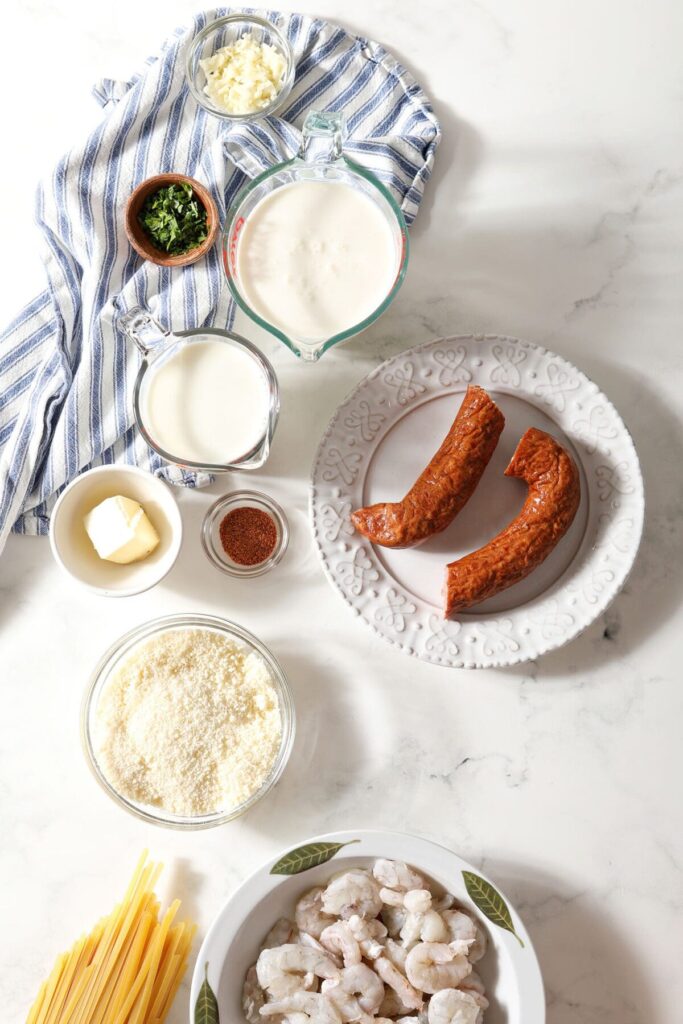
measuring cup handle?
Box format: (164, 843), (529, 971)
(297, 110), (345, 164)
(116, 306), (170, 357)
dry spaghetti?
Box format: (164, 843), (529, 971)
(26, 853), (196, 1024)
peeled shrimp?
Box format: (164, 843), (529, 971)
(426, 988), (481, 1024)
(320, 922), (362, 967)
(322, 870), (383, 921)
(374, 956), (423, 1012)
(347, 916), (387, 960)
(458, 971), (489, 1011)
(256, 943), (340, 997)
(262, 918), (299, 950)
(322, 964), (385, 1019)
(396, 891), (449, 947)
(260, 991), (342, 1024)
(383, 937), (407, 970)
(243, 965), (267, 1024)
(405, 943), (471, 994)
(296, 887), (335, 939)
(373, 859), (426, 893)
(442, 912), (486, 963)
(380, 904), (406, 938)
(378, 988), (414, 1018)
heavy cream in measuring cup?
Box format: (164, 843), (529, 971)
(140, 340), (269, 465)
(235, 180), (400, 341)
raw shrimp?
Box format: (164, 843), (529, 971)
(243, 965), (267, 1024)
(397, 891), (449, 947)
(296, 887), (335, 939)
(458, 971), (489, 1011)
(380, 904), (406, 938)
(383, 937), (407, 970)
(256, 943), (340, 997)
(322, 870), (383, 921)
(320, 922), (362, 967)
(300, 931), (343, 969)
(347, 915), (387, 959)
(373, 859), (426, 892)
(322, 964), (385, 1018)
(262, 918), (298, 950)
(378, 988), (414, 1018)
(374, 956), (423, 1011)
(426, 988), (482, 1024)
(442, 911), (487, 963)
(405, 943), (471, 994)
(260, 991), (342, 1024)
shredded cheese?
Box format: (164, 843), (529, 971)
(25, 854), (195, 1024)
(94, 627), (283, 816)
(200, 34), (287, 114)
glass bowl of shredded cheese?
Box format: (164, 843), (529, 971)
(186, 14), (295, 120)
(82, 613), (295, 829)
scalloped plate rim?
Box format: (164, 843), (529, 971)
(309, 334), (645, 668)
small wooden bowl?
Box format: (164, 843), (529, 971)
(125, 173), (220, 267)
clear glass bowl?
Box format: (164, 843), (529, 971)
(202, 491), (289, 578)
(81, 614), (295, 830)
(185, 14), (295, 121)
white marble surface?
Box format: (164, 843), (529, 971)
(1, 1), (682, 1022)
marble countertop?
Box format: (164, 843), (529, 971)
(1, 1), (682, 1022)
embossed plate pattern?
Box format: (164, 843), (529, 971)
(310, 335), (644, 668)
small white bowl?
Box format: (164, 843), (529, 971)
(190, 829), (545, 1024)
(49, 465), (182, 597)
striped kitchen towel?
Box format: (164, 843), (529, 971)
(0, 7), (441, 553)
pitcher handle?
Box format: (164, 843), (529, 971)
(297, 110), (345, 165)
(117, 306), (170, 357)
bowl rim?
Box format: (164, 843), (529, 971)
(185, 13), (296, 122)
(48, 464), (183, 598)
(81, 613), (296, 829)
(189, 828), (546, 1023)
(124, 173), (220, 267)
(201, 489), (290, 577)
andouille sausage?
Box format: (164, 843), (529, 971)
(351, 385), (505, 549)
(443, 427), (581, 616)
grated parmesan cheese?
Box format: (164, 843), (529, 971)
(94, 627), (282, 816)
(200, 34), (287, 115)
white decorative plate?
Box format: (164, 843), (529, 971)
(190, 829), (545, 1024)
(310, 335), (644, 668)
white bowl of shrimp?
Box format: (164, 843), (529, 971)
(190, 830), (545, 1024)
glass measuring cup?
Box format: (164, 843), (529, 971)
(119, 307), (279, 472)
(223, 110), (409, 362)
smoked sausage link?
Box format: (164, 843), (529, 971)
(443, 427), (581, 616)
(351, 385), (505, 549)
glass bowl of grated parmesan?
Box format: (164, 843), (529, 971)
(186, 14), (295, 121)
(81, 614), (295, 829)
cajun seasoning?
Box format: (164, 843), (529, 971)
(219, 506), (278, 566)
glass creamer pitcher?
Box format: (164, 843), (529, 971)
(119, 307), (279, 473)
(223, 111), (409, 362)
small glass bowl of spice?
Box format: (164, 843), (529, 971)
(202, 491), (289, 577)
(125, 173), (219, 267)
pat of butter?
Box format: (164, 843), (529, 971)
(84, 495), (160, 564)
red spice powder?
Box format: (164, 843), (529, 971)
(219, 506), (278, 566)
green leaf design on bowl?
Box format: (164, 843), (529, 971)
(195, 962), (220, 1024)
(270, 839), (360, 875)
(462, 870), (525, 948)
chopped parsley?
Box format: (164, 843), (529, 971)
(138, 182), (209, 255)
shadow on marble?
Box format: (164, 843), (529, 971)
(162, 856), (205, 930)
(0, 535), (51, 630)
(501, 359), (683, 678)
(235, 643), (369, 835)
(483, 858), (658, 1024)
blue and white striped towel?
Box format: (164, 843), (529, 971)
(0, 7), (440, 554)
